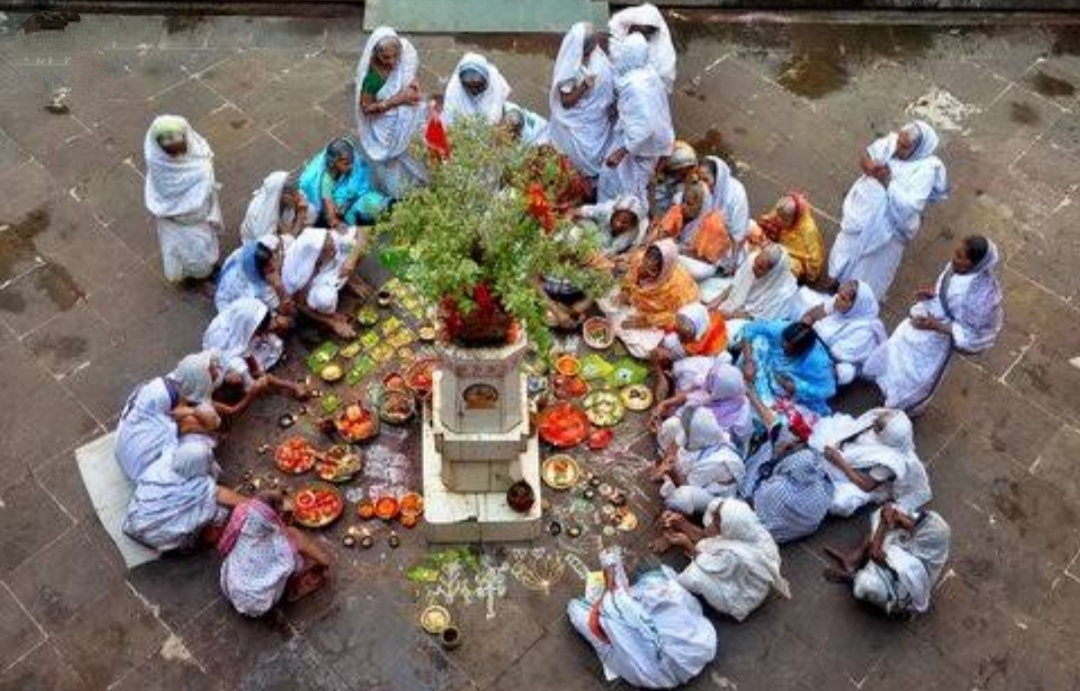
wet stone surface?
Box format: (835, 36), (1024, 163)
(0, 10), (1079, 691)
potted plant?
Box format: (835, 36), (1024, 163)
(375, 118), (611, 354)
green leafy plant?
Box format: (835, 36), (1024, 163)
(376, 118), (612, 354)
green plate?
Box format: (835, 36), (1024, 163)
(356, 306), (379, 327)
(347, 356), (376, 385)
(306, 342), (340, 373)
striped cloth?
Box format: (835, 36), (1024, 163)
(740, 445), (833, 544)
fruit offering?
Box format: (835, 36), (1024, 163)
(274, 437), (317, 474)
(292, 485), (345, 528)
(334, 404), (379, 442)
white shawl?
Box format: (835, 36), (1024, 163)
(355, 27), (426, 162)
(718, 245), (798, 320)
(144, 115), (216, 218)
(612, 35), (673, 159)
(548, 22), (616, 177)
(239, 171), (289, 243)
(442, 52), (511, 127)
(281, 227), (328, 297)
(608, 3), (676, 93)
(813, 281), (888, 365)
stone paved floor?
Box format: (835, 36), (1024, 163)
(1, 10), (1079, 691)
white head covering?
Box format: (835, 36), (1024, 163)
(240, 171), (289, 243)
(612, 33), (650, 76)
(169, 350), (221, 404)
(682, 406), (726, 452)
(842, 409), (932, 512)
(607, 195), (649, 254)
(814, 280), (887, 364)
(608, 3), (676, 92)
(901, 120), (940, 161)
(144, 115), (215, 217)
(676, 302), (711, 340)
(704, 156), (750, 242)
(700, 499), (790, 598)
(202, 297), (269, 363)
(548, 22), (616, 178)
(953, 238), (1003, 341)
(442, 52), (511, 127)
(719, 245), (799, 320)
(355, 27), (426, 162)
(281, 227), (329, 296)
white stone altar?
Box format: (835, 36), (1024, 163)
(422, 333), (542, 543)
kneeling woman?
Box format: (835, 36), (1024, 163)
(202, 297), (307, 411)
(219, 491), (334, 617)
(122, 435), (245, 552)
(115, 351), (223, 482)
(737, 320), (837, 416)
(281, 226), (367, 339)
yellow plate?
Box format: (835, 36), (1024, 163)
(541, 455), (581, 490)
(420, 605), (451, 634)
(320, 363), (344, 383)
(620, 385), (653, 411)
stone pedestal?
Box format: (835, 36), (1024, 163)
(422, 333), (542, 543)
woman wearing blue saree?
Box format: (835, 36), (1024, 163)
(299, 138), (389, 229)
(737, 320), (836, 415)
(214, 235), (287, 313)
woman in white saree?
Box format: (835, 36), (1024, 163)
(548, 22), (615, 178)
(597, 33), (674, 205)
(864, 235), (1003, 414)
(653, 499), (790, 621)
(608, 3), (677, 93)
(810, 407), (932, 516)
(441, 53), (511, 127)
(800, 280), (888, 385)
(355, 27), (427, 198)
(144, 115), (221, 282)
(239, 171), (311, 244)
(829, 120), (948, 301)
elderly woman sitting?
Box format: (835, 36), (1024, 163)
(122, 434), (245, 552)
(750, 193), (825, 285)
(202, 298), (307, 408)
(567, 547), (716, 689)
(299, 138), (389, 229)
(810, 408), (931, 517)
(654, 360), (754, 453)
(281, 226), (367, 339)
(602, 239), (700, 358)
(356, 27), (427, 198)
(799, 280), (887, 386)
(652, 499), (791, 622)
(219, 491), (334, 617)
(239, 171), (311, 244)
(442, 52), (511, 127)
(143, 115), (222, 282)
(115, 350), (223, 482)
(699, 156), (750, 255)
(651, 178), (733, 281)
(737, 320), (837, 416)
(707, 245), (800, 323)
(652, 406), (745, 517)
(824, 502), (951, 617)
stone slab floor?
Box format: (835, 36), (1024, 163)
(0, 10), (1079, 691)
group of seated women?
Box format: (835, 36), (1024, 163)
(123, 8), (1001, 655)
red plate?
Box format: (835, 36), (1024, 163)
(293, 485), (344, 528)
(537, 402), (590, 448)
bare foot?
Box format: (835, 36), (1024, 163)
(329, 317), (357, 340)
(822, 567), (853, 584)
